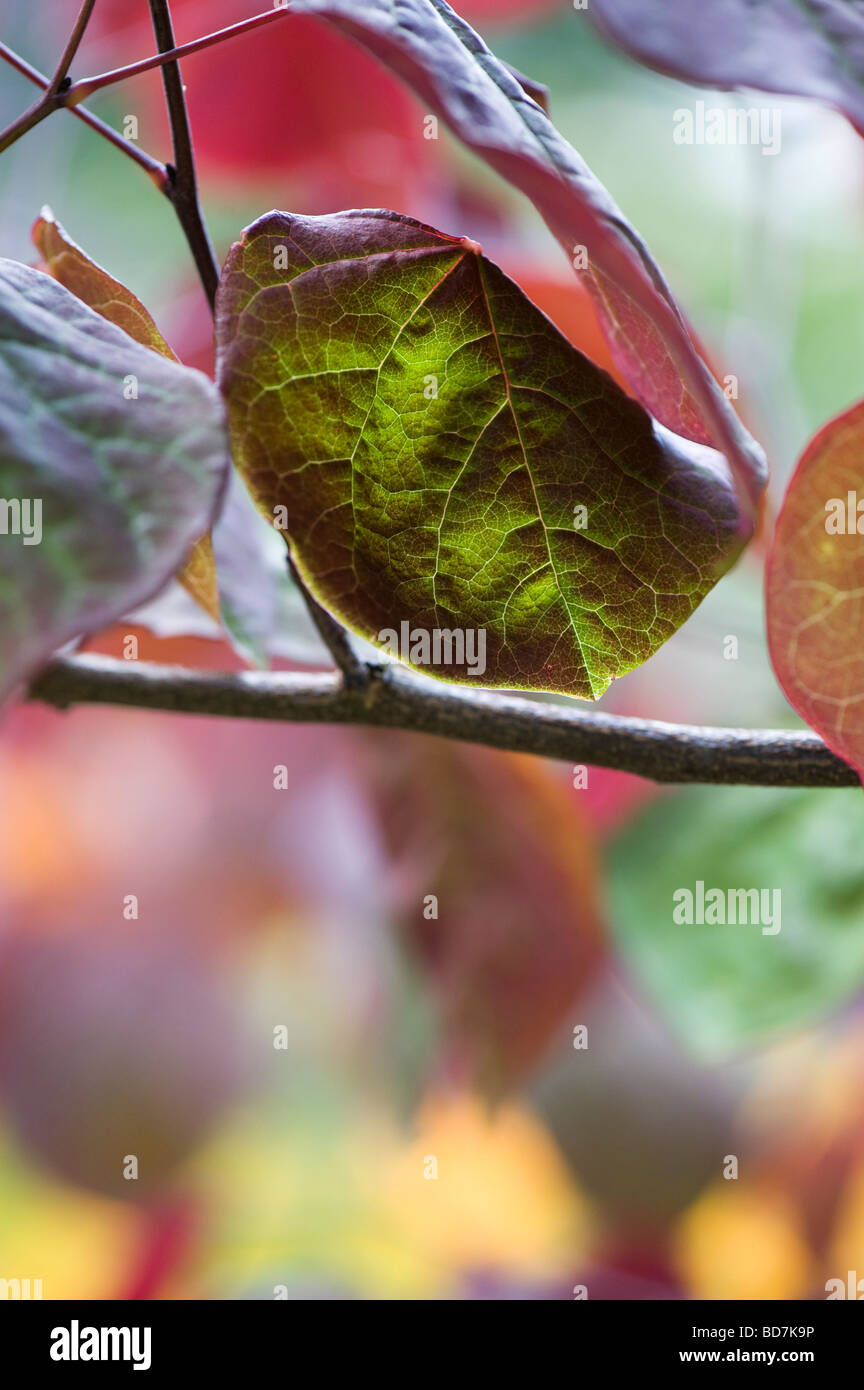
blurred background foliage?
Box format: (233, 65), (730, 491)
(0, 0), (863, 1299)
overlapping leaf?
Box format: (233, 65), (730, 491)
(766, 400), (864, 782)
(289, 0), (766, 515)
(217, 209), (745, 696)
(32, 211), (221, 623)
(32, 210), (178, 359)
(591, 0), (864, 138)
(0, 261), (228, 701)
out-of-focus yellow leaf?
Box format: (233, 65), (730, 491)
(194, 1090), (587, 1298)
(675, 1184), (811, 1300)
(0, 1139), (144, 1299)
(381, 1092), (588, 1277)
(829, 1161), (864, 1280)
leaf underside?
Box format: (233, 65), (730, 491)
(0, 261), (228, 701)
(217, 210), (744, 698)
(32, 210), (222, 624)
(591, 0), (864, 138)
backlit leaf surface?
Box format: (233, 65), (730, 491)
(766, 400), (864, 782)
(217, 209), (744, 696)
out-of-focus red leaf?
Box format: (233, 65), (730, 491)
(503, 269), (626, 387)
(577, 765), (657, 836)
(571, 1239), (687, 1300)
(458, 0), (561, 25)
(374, 741), (606, 1094)
(117, 1198), (198, 1301)
(766, 400), (864, 783)
(94, 2), (435, 207)
(185, 17), (428, 198)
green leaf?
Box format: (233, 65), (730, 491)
(0, 260), (228, 701)
(217, 209), (744, 698)
(607, 785), (864, 1057)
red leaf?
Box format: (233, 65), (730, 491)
(93, 2), (432, 203)
(457, 0), (561, 23)
(375, 742), (606, 1093)
(766, 400), (864, 782)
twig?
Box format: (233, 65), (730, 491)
(69, 8), (290, 103)
(0, 0), (96, 153)
(142, 1), (363, 678)
(53, 0), (99, 90)
(147, 0), (219, 309)
(0, 41), (168, 187)
(286, 554), (370, 689)
(26, 654), (860, 788)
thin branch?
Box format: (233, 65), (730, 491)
(52, 0), (99, 92)
(147, 0), (219, 308)
(0, 0), (96, 153)
(0, 41), (169, 187)
(142, 1), (359, 679)
(287, 554), (370, 689)
(69, 8), (290, 104)
(26, 654), (860, 788)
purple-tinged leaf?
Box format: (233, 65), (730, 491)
(0, 261), (229, 702)
(290, 0), (766, 518)
(591, 0), (864, 138)
(32, 210), (222, 624)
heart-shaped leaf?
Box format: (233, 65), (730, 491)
(766, 400), (864, 782)
(0, 260), (228, 702)
(290, 0), (766, 513)
(32, 210), (221, 623)
(217, 209), (745, 697)
(591, 0), (864, 138)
